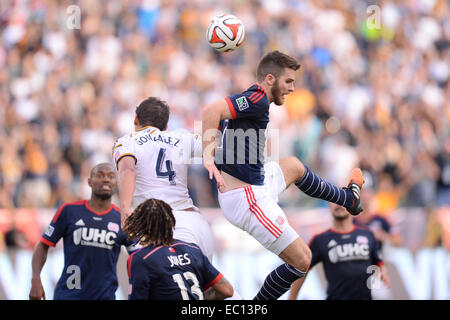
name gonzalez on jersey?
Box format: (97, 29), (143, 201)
(135, 131), (181, 147)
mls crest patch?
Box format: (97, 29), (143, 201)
(45, 225), (55, 237)
(235, 96), (249, 111)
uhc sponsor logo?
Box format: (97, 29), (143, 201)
(328, 242), (370, 264)
(73, 227), (117, 249)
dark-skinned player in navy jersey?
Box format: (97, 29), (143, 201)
(124, 198), (233, 300)
(288, 202), (390, 300)
(29, 163), (138, 300)
(202, 50), (365, 300)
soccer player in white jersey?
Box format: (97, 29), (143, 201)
(112, 97), (214, 261)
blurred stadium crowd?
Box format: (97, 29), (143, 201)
(0, 0), (448, 218)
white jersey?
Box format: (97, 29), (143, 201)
(113, 126), (202, 211)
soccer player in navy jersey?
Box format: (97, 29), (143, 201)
(201, 50), (365, 300)
(124, 198), (233, 300)
(354, 188), (402, 252)
(288, 202), (390, 300)
(29, 163), (138, 300)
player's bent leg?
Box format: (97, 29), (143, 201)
(278, 156), (306, 188)
(278, 237), (311, 271)
(282, 156), (364, 216)
(254, 228), (311, 300)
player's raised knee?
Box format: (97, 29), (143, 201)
(279, 156), (306, 187)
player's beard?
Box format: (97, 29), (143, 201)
(333, 214), (349, 221)
(271, 79), (284, 106)
(93, 190), (113, 201)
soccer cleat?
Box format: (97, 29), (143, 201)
(344, 168), (364, 216)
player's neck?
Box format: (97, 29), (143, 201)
(258, 82), (273, 103)
(332, 217), (354, 233)
(88, 197), (112, 213)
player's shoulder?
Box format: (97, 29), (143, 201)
(230, 84), (268, 108)
(52, 200), (87, 222)
(241, 84), (268, 105)
(171, 239), (202, 252)
(354, 225), (377, 239)
(109, 204), (121, 217)
(58, 200), (86, 213)
(113, 132), (135, 155)
(308, 229), (334, 247)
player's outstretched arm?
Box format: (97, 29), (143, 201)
(29, 242), (49, 300)
(117, 156), (137, 227)
(201, 100), (233, 188)
(204, 277), (234, 300)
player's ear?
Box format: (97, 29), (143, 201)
(265, 74), (275, 86)
(164, 124), (168, 131)
(134, 115), (139, 126)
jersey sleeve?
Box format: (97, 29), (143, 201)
(112, 135), (137, 168)
(308, 235), (322, 268)
(201, 254), (223, 291)
(40, 204), (68, 247)
(225, 92), (267, 120)
(369, 232), (384, 266)
(127, 253), (151, 300)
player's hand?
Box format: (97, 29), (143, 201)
(203, 161), (226, 189)
(380, 268), (391, 289)
(29, 278), (46, 300)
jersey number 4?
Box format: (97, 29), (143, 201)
(156, 148), (176, 185)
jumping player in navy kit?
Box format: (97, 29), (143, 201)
(29, 163), (138, 300)
(288, 202), (390, 300)
(201, 50), (365, 300)
(124, 198), (233, 300)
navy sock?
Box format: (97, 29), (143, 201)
(295, 166), (354, 209)
(254, 264), (306, 300)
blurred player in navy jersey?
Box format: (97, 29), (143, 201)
(29, 163), (138, 300)
(288, 202), (390, 300)
(354, 188), (402, 252)
(124, 198), (233, 300)
(201, 50), (365, 300)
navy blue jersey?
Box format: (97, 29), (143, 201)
(41, 200), (135, 300)
(354, 215), (391, 251)
(216, 84), (270, 185)
(308, 225), (383, 300)
(127, 240), (223, 300)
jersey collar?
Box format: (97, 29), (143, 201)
(136, 125), (160, 132)
(329, 225), (357, 234)
(84, 200), (114, 216)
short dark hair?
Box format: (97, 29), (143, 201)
(135, 97), (170, 131)
(256, 50), (301, 82)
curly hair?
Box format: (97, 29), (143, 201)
(123, 198), (176, 247)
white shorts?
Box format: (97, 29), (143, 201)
(263, 161), (287, 202)
(172, 210), (214, 262)
(218, 162), (299, 255)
